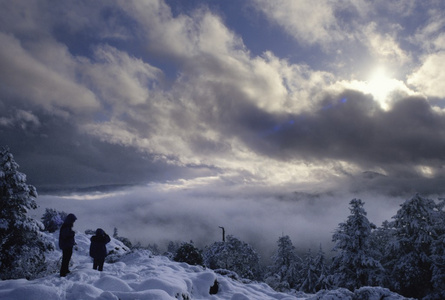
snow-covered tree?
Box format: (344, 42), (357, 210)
(0, 147), (52, 279)
(429, 199), (445, 300)
(369, 220), (396, 288)
(330, 199), (383, 290)
(312, 245), (331, 291)
(299, 249), (318, 293)
(298, 245), (331, 293)
(385, 194), (445, 299)
(203, 235), (261, 280)
(41, 208), (67, 233)
(265, 235), (300, 291)
(370, 220), (394, 261)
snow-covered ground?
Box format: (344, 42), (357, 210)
(0, 232), (411, 300)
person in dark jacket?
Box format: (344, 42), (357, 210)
(89, 228), (111, 271)
(58, 213), (77, 277)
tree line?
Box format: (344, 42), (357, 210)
(1, 146), (445, 299)
(165, 196), (445, 299)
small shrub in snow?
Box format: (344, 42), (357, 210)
(173, 242), (203, 266)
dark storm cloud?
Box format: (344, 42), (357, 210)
(0, 107), (217, 191)
(187, 87), (445, 196)
(247, 91), (445, 167)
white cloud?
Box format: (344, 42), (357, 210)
(86, 45), (162, 107)
(407, 51), (445, 98)
(360, 23), (410, 65)
(252, 0), (341, 46)
(405, 8), (445, 98)
(0, 33), (99, 115)
(118, 0), (200, 59)
(411, 10), (445, 52)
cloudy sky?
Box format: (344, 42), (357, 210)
(2, 0), (445, 254)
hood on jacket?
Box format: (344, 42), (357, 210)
(95, 228), (105, 236)
(64, 213), (77, 225)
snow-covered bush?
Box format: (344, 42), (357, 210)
(0, 146), (52, 279)
(204, 235), (261, 280)
(174, 242), (204, 266)
(41, 208), (67, 233)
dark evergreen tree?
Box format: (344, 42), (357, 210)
(174, 242), (203, 266)
(370, 220), (395, 288)
(265, 235), (300, 291)
(299, 249), (318, 293)
(312, 245), (331, 291)
(203, 235), (261, 280)
(0, 147), (52, 279)
(370, 220), (394, 261)
(330, 199), (383, 290)
(385, 194), (444, 299)
(429, 200), (445, 300)
(299, 246), (331, 293)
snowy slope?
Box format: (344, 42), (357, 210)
(0, 232), (412, 300)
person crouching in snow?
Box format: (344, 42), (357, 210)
(89, 228), (111, 271)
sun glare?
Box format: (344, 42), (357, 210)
(366, 67), (398, 109)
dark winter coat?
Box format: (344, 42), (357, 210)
(58, 213), (77, 250)
(89, 228), (111, 259)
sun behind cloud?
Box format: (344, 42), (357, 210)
(366, 67), (396, 103)
(340, 66), (415, 110)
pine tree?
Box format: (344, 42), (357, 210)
(313, 245), (331, 291)
(298, 246), (331, 293)
(429, 198), (445, 300)
(370, 220), (394, 261)
(330, 199), (383, 290)
(299, 249), (318, 293)
(370, 220), (395, 288)
(0, 146), (52, 279)
(265, 235), (300, 291)
(385, 194), (444, 299)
